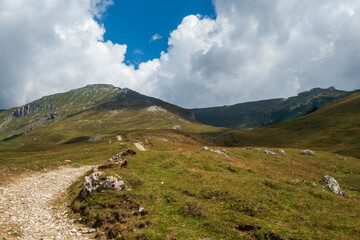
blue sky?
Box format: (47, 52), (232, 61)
(97, 0), (216, 67)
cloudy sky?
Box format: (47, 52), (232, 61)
(0, 0), (359, 109)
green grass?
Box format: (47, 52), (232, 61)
(65, 132), (360, 239)
(218, 93), (360, 158)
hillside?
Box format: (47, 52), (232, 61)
(0, 84), (220, 147)
(217, 92), (360, 158)
(191, 87), (357, 129)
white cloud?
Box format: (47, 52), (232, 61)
(0, 0), (360, 109)
(150, 33), (163, 42)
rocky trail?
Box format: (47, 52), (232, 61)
(0, 166), (93, 240)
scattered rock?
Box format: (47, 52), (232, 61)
(64, 160), (72, 163)
(278, 149), (286, 154)
(322, 175), (348, 197)
(258, 148), (278, 156)
(300, 149), (315, 156)
(117, 135), (123, 141)
(203, 146), (209, 150)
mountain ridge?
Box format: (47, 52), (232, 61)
(190, 86), (359, 129)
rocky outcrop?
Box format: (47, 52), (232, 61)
(300, 149), (315, 156)
(322, 175), (348, 197)
(12, 103), (57, 118)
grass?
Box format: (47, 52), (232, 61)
(217, 93), (360, 158)
(63, 131), (360, 239)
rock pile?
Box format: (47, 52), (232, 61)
(300, 149), (315, 156)
(82, 172), (128, 197)
(322, 175), (348, 197)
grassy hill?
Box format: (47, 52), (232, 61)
(191, 87), (357, 129)
(217, 92), (360, 158)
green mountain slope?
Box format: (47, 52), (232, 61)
(192, 87), (356, 129)
(218, 92), (360, 157)
(0, 84), (120, 141)
(0, 84), (220, 146)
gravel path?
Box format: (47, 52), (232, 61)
(0, 166), (93, 240)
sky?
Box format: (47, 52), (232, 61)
(0, 0), (360, 109)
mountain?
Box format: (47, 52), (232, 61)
(0, 84), (218, 145)
(191, 87), (357, 129)
(217, 92), (360, 157)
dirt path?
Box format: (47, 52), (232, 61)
(134, 142), (147, 151)
(0, 166), (92, 240)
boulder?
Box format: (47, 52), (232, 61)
(82, 172), (104, 198)
(300, 149), (315, 156)
(99, 176), (127, 191)
(322, 175), (348, 197)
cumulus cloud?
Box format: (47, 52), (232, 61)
(150, 33), (163, 42)
(0, 0), (360, 109)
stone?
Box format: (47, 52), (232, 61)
(82, 171), (104, 198)
(300, 149), (315, 156)
(64, 160), (72, 163)
(322, 175), (348, 197)
(278, 149), (286, 154)
(258, 148), (278, 156)
(246, 147), (253, 150)
(99, 176), (127, 191)
(203, 146), (209, 150)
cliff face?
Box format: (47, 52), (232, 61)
(12, 104), (57, 118)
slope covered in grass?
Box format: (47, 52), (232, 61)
(65, 132), (360, 239)
(218, 92), (360, 158)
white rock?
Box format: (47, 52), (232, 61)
(322, 175), (348, 197)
